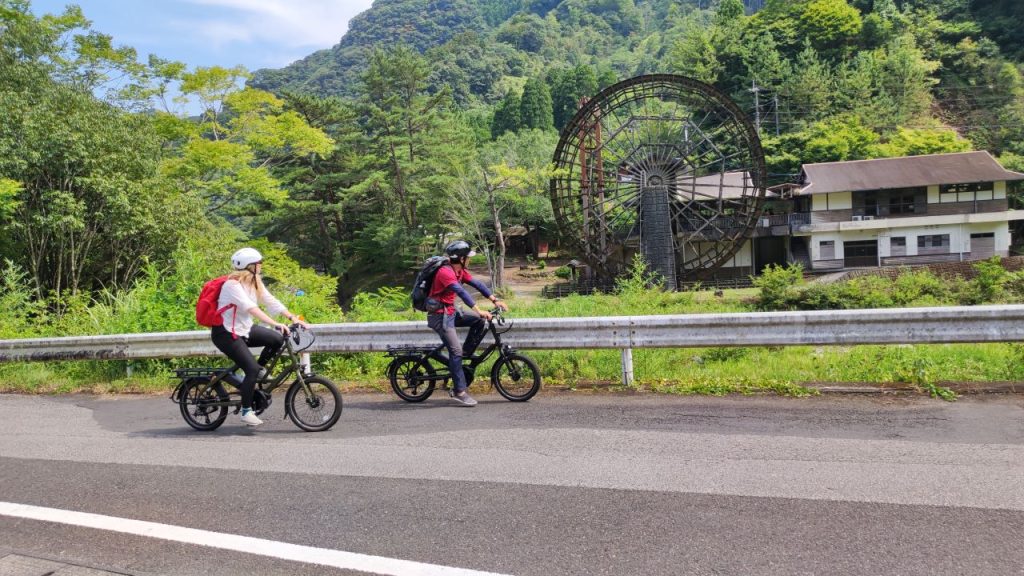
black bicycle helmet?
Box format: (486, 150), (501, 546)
(444, 240), (475, 261)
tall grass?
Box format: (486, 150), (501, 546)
(2, 255), (1022, 396)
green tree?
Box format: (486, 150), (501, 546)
(764, 116), (881, 174)
(716, 0), (746, 24)
(799, 0), (863, 57)
(0, 2), (200, 299)
(669, 27), (722, 84)
(876, 34), (938, 127)
(780, 43), (835, 124)
(491, 90), (523, 138)
(158, 68), (334, 221)
(0, 179), (20, 220)
(358, 45), (474, 269)
(867, 127), (972, 157)
(519, 78), (554, 131)
(549, 65), (600, 130)
(451, 130), (557, 289)
(264, 93), (371, 277)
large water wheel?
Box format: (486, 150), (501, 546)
(550, 74), (767, 287)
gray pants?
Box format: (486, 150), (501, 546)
(427, 310), (486, 394)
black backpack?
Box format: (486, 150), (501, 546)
(411, 256), (449, 312)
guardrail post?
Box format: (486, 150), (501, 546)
(621, 348), (634, 387)
(300, 352), (311, 375)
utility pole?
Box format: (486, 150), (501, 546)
(750, 80), (761, 134)
(773, 94), (780, 137)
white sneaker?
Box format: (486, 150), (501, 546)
(240, 410), (263, 426)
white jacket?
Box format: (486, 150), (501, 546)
(217, 279), (287, 339)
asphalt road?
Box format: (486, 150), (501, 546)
(0, 390), (1022, 575)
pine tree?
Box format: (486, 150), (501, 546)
(519, 78), (554, 130)
(491, 91), (522, 138)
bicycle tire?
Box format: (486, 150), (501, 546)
(491, 353), (541, 401)
(285, 375), (342, 432)
(179, 378), (229, 431)
(388, 355), (437, 402)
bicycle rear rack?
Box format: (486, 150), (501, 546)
(386, 345), (438, 357)
(173, 367), (234, 379)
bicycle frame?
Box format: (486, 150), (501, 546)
(174, 324), (315, 412)
(411, 311), (515, 385)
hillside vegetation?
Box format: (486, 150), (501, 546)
(1, 0), (1023, 395)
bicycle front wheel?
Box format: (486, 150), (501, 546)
(491, 353), (541, 401)
(286, 376), (342, 432)
(388, 355), (437, 402)
(179, 378), (229, 431)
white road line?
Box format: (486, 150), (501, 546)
(0, 502), (513, 576)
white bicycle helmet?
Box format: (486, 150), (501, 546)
(231, 247), (263, 270)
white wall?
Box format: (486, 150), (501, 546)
(682, 240), (753, 269)
(812, 191), (852, 211)
(927, 181), (1006, 204)
(811, 223), (1010, 259)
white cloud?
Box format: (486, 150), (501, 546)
(183, 0), (374, 49)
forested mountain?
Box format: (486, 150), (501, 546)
(250, 0), (1024, 167)
(251, 0), (767, 101)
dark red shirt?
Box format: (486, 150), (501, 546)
(429, 265), (473, 314)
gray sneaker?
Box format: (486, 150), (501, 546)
(451, 391), (477, 406)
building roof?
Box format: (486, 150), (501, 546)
(797, 151), (1024, 195)
(675, 171), (763, 200)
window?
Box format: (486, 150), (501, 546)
(941, 182), (990, 194)
(819, 240), (835, 260)
(970, 233), (994, 239)
(863, 193), (878, 217)
(940, 182), (992, 203)
(889, 194), (917, 214)
(890, 237), (906, 256)
(917, 234), (950, 255)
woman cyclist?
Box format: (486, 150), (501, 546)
(211, 248), (307, 427)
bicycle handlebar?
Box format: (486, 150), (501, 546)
(486, 307), (508, 326)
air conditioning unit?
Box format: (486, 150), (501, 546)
(863, 215), (876, 221)
(851, 215), (863, 221)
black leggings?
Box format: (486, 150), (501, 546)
(211, 324), (284, 409)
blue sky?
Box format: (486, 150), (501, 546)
(30, 0), (375, 73)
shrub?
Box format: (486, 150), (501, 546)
(753, 263), (803, 310)
(971, 256), (1007, 303)
(615, 254), (664, 296)
(1004, 270), (1024, 302)
(348, 286), (416, 322)
(0, 260), (48, 339)
(891, 269), (953, 305)
(554, 265), (572, 279)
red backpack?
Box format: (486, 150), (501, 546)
(195, 276), (237, 335)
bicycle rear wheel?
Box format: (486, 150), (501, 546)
(491, 353), (541, 401)
(286, 375), (342, 432)
(179, 378), (229, 431)
(388, 356), (437, 402)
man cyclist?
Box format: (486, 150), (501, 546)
(427, 240), (508, 406)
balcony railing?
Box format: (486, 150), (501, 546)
(753, 213), (811, 228)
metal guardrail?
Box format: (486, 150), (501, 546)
(3, 305), (1024, 364)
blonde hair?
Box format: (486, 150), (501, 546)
(226, 269), (265, 301)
